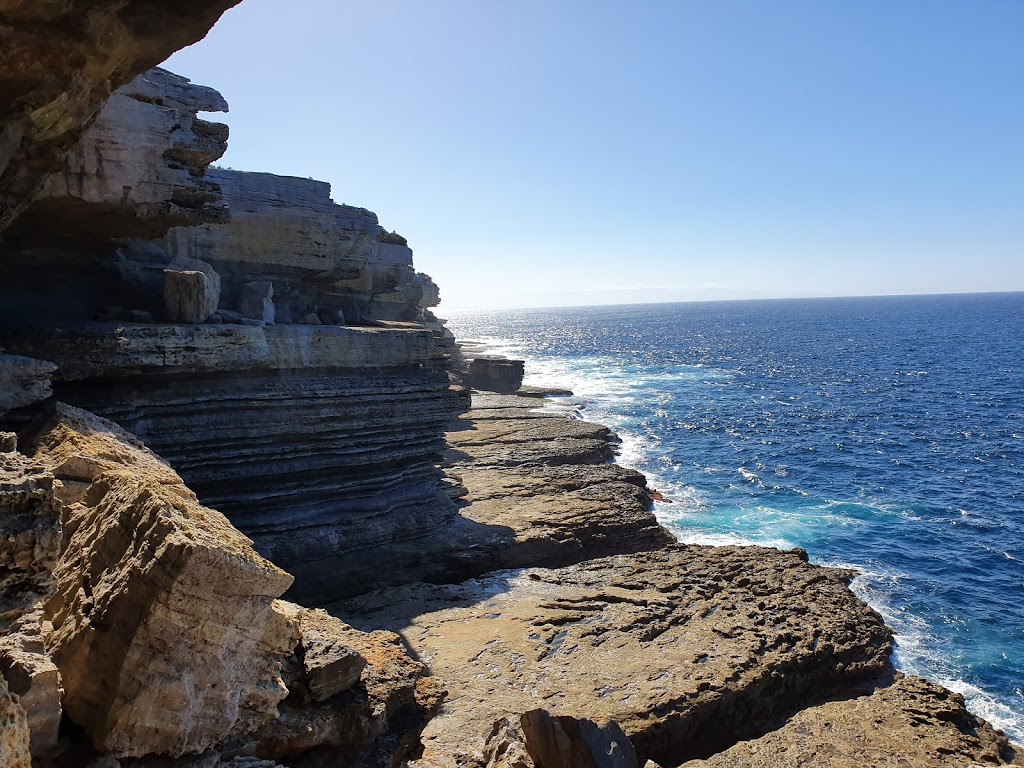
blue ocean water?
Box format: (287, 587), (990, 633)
(446, 293), (1024, 742)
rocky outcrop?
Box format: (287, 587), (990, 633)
(679, 674), (1024, 767)
(338, 546), (893, 768)
(0, 2), (239, 232)
(163, 168), (440, 326)
(0, 675), (31, 768)
(31, 404), (297, 757)
(0, 67), (467, 604)
(0, 353), (55, 414)
(1, 68), (230, 330)
(0, 608), (62, 759)
(0, 440), (59, 633)
(480, 711), (639, 768)
(220, 601), (444, 766)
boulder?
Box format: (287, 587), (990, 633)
(219, 607), (445, 765)
(240, 281), (275, 325)
(466, 357), (525, 394)
(32, 405), (298, 757)
(164, 257), (221, 323)
(295, 609), (367, 702)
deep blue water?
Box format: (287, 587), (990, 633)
(446, 293), (1024, 742)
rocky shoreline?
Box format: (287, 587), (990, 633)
(0, 5), (1021, 766)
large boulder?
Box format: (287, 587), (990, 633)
(164, 257), (222, 323)
(31, 404), (298, 757)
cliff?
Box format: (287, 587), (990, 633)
(0, 8), (1021, 768)
(0, 0), (241, 232)
(0, 68), (467, 605)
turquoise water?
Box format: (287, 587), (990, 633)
(446, 293), (1024, 742)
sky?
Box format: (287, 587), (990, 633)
(164, 0), (1024, 311)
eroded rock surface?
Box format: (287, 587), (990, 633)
(220, 601), (444, 767)
(0, 442), (59, 632)
(0, 675), (31, 768)
(338, 545), (893, 768)
(0, 2), (239, 231)
(0, 353), (56, 414)
(679, 674), (1024, 767)
(32, 404), (298, 757)
(0, 607), (62, 759)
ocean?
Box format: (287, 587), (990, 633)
(445, 292), (1024, 743)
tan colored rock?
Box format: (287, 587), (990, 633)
(0, 449), (60, 632)
(678, 674), (1023, 767)
(0, 4), (240, 232)
(495, 710), (639, 768)
(34, 405), (297, 757)
(220, 608), (444, 765)
(0, 676), (31, 768)
(290, 607), (367, 703)
(164, 257), (221, 323)
(30, 402), (189, 496)
(338, 545), (892, 768)
(0, 608), (62, 759)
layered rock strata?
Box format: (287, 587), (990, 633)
(0, 402), (442, 764)
(31, 404), (297, 757)
(0, 68), (467, 604)
(0, 1), (240, 232)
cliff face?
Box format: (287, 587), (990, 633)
(0, 69), (468, 604)
(0, 11), (1021, 768)
(0, 0), (241, 232)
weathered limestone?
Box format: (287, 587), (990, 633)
(0, 444), (60, 632)
(32, 405), (298, 757)
(338, 545), (893, 768)
(0, 353), (55, 414)
(679, 674), (1024, 767)
(0, 68), (231, 329)
(279, 605), (367, 704)
(164, 257), (222, 323)
(466, 357), (526, 394)
(0, 608), (62, 759)
(0, 5), (239, 233)
(446, 394), (619, 466)
(0, 675), (31, 768)
(164, 169), (435, 326)
(1, 323), (438, 380)
(220, 601), (445, 766)
(479, 711), (639, 768)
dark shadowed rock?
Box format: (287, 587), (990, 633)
(679, 674), (1024, 767)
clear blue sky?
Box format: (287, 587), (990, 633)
(165, 0), (1024, 310)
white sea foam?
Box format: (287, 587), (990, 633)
(817, 558), (1024, 746)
